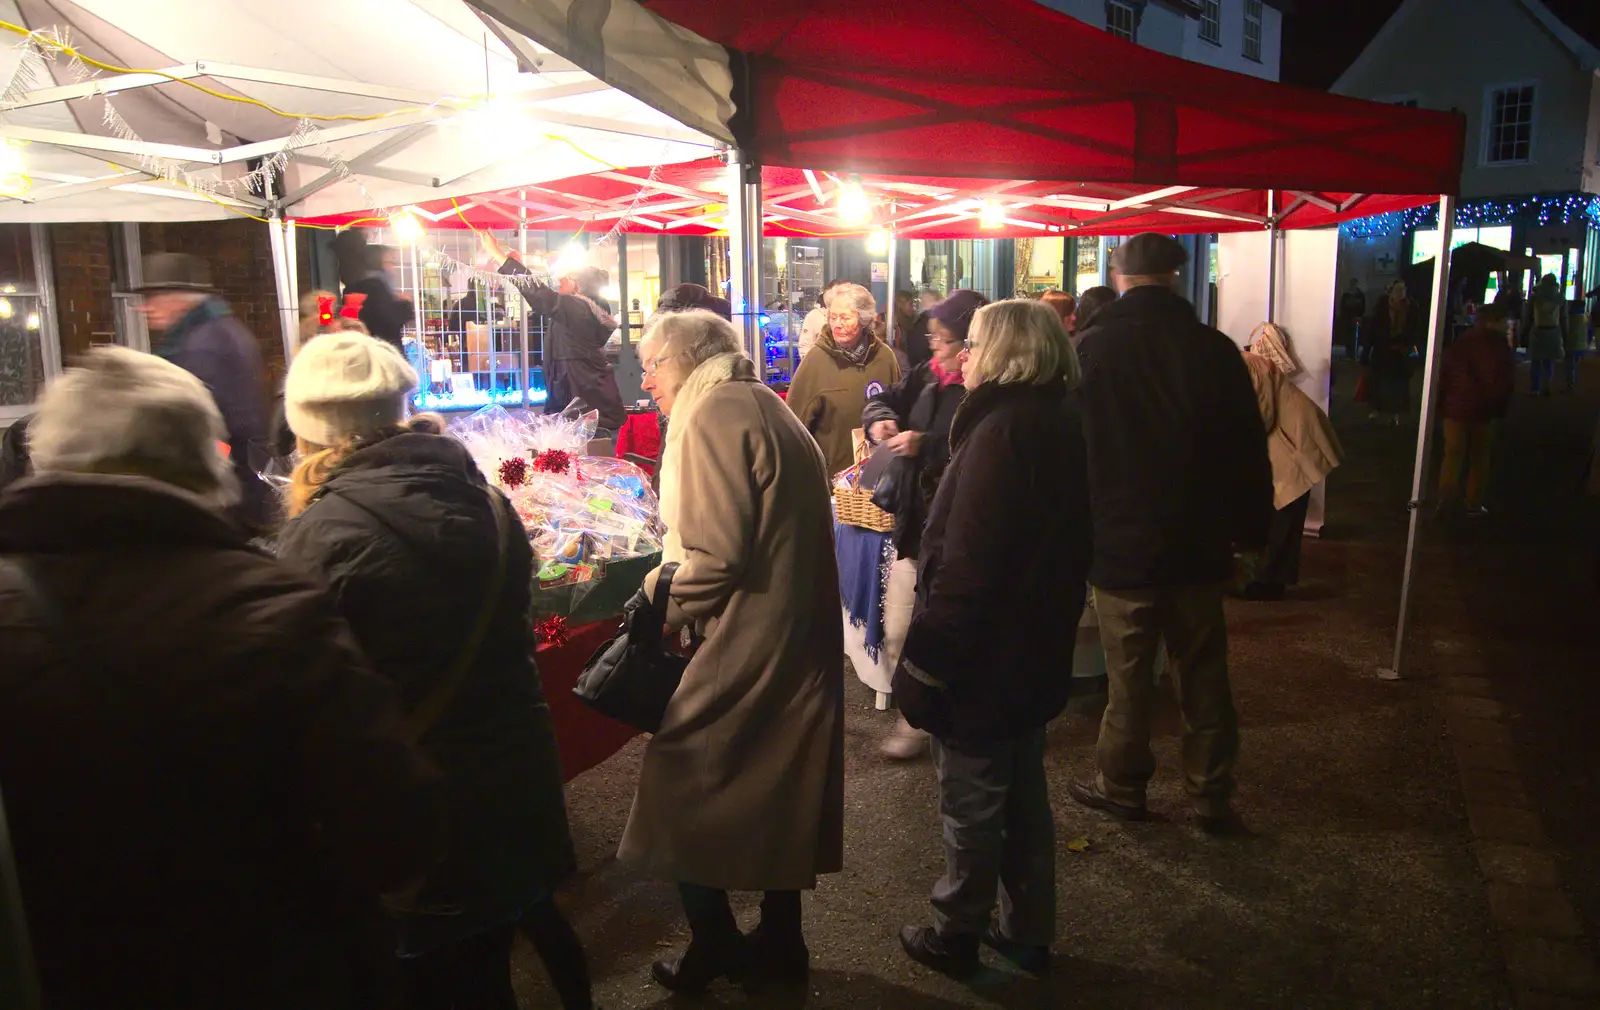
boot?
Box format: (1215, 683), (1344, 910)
(880, 713), (930, 760)
(744, 890), (808, 989)
(650, 934), (748, 993)
(899, 925), (980, 977)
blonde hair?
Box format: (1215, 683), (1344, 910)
(967, 299), (1081, 389)
(286, 412), (445, 517)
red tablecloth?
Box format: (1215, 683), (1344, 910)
(537, 617), (641, 781)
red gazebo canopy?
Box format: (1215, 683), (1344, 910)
(639, 0), (1463, 195)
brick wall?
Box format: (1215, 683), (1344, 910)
(46, 223), (117, 362)
(140, 219), (286, 386)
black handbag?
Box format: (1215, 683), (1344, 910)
(573, 562), (687, 733)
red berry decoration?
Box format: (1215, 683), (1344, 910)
(497, 456), (529, 488)
(532, 448), (574, 475)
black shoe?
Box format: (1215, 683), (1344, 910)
(1197, 808), (1249, 837)
(743, 925), (809, 989)
(899, 925), (980, 978)
(982, 923), (1051, 974)
(1066, 778), (1147, 821)
(650, 934), (748, 993)
(1242, 582), (1286, 601)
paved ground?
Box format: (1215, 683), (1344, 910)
(513, 356), (1600, 1009)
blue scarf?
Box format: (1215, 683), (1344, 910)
(835, 521), (894, 660)
(154, 297), (231, 361)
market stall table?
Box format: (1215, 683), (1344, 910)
(536, 616), (640, 781)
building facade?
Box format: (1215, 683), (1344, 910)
(1331, 0), (1600, 310)
(1036, 0), (1284, 81)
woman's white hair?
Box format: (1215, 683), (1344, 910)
(28, 346), (239, 507)
(832, 283), (878, 328)
(643, 308), (743, 368)
(967, 299), (1081, 389)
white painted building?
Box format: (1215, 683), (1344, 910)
(1036, 0), (1284, 81)
(1330, 0), (1600, 311)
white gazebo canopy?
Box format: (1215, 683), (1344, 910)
(0, 0), (732, 223)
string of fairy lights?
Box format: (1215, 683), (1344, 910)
(1340, 194), (1600, 239)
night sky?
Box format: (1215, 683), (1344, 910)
(1280, 0), (1600, 91)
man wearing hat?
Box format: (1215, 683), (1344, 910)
(1068, 233), (1272, 835)
(137, 252), (273, 530)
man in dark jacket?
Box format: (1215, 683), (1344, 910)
(1437, 302), (1514, 517)
(1069, 233), (1272, 835)
(481, 233), (627, 434)
(137, 252), (274, 531)
(0, 346), (443, 1010)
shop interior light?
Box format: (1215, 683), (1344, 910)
(0, 298), (11, 319)
(979, 201), (1005, 229)
(389, 210), (424, 246)
(837, 179), (873, 226)
(25, 311), (39, 331)
(2, 284), (14, 294)
(865, 229), (890, 256)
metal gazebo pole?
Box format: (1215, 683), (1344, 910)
(1265, 190), (1280, 325)
(726, 149), (764, 361)
(1381, 193), (1457, 681)
(519, 194), (530, 409)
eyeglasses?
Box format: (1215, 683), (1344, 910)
(643, 353), (673, 375)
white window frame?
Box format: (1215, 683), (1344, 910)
(1481, 79), (1539, 167)
(1242, 0), (1263, 62)
(1198, 0), (1222, 46)
(1106, 0), (1136, 43)
(1381, 93), (1423, 108)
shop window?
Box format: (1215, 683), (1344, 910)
(1483, 83), (1536, 165)
(1243, 0), (1263, 62)
(1198, 0), (1221, 45)
(0, 225), (46, 409)
(1106, 1), (1136, 42)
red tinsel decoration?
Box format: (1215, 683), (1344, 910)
(534, 615), (570, 648)
(497, 456), (529, 488)
(532, 448), (574, 475)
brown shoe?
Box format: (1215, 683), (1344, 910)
(1066, 778), (1147, 821)
(880, 716), (931, 760)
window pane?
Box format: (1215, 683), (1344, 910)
(1243, 0), (1263, 60)
(0, 225), (36, 291)
(1106, 1), (1135, 41)
(1199, 0), (1220, 43)
(1486, 84), (1535, 164)
(0, 294), (45, 406)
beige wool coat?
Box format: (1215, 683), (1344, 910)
(1242, 351), (1345, 508)
(786, 328), (902, 478)
(618, 352), (846, 891)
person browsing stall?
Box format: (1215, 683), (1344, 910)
(786, 283), (903, 478)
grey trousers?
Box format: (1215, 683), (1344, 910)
(929, 729), (1055, 946)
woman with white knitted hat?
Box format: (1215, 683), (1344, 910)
(275, 332), (593, 1010)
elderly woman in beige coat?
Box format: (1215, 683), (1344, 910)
(786, 283), (903, 477)
(624, 309), (845, 995)
(1240, 350), (1344, 599)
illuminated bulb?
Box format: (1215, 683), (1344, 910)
(2, 285), (14, 294)
(0, 140), (24, 177)
(550, 242), (588, 277)
(0, 298), (11, 319)
(25, 311), (39, 330)
(600, 284), (620, 302)
(979, 201), (1005, 230)
(837, 180), (872, 226)
(865, 229), (890, 256)
(389, 210), (424, 246)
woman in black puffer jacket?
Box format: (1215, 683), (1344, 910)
(275, 332), (592, 1010)
(862, 290), (987, 760)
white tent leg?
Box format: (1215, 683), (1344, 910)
(886, 230), (899, 337)
(1265, 190), (1279, 324)
(267, 214), (297, 363)
(725, 150), (764, 361)
(1381, 194), (1456, 681)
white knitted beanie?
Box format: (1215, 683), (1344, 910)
(284, 332), (418, 448)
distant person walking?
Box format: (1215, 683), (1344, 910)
(1563, 298), (1589, 394)
(1363, 279), (1423, 425)
(1338, 279), (1367, 359)
(1523, 274), (1566, 397)
(1436, 303), (1515, 518)
(1069, 233), (1272, 835)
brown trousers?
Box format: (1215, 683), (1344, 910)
(1092, 584), (1238, 817)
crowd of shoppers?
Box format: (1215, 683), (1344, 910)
(7, 228), (1416, 1005)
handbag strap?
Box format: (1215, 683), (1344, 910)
(640, 562), (678, 649)
(401, 486), (511, 743)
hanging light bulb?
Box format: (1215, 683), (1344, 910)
(550, 241), (588, 277)
(865, 229), (890, 256)
(837, 179), (872, 226)
(979, 201), (1005, 230)
(25, 311), (40, 331)
(0, 298), (11, 320)
(389, 209), (424, 246)
(0, 139), (29, 198)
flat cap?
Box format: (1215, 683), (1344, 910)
(1112, 233), (1189, 275)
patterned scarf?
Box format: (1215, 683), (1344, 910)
(834, 333), (872, 366)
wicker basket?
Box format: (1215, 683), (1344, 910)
(834, 461), (895, 533)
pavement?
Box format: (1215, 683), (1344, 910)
(514, 356), (1600, 1009)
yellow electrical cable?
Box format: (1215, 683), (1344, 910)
(0, 19), (471, 123)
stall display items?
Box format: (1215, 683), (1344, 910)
(448, 405), (664, 624)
